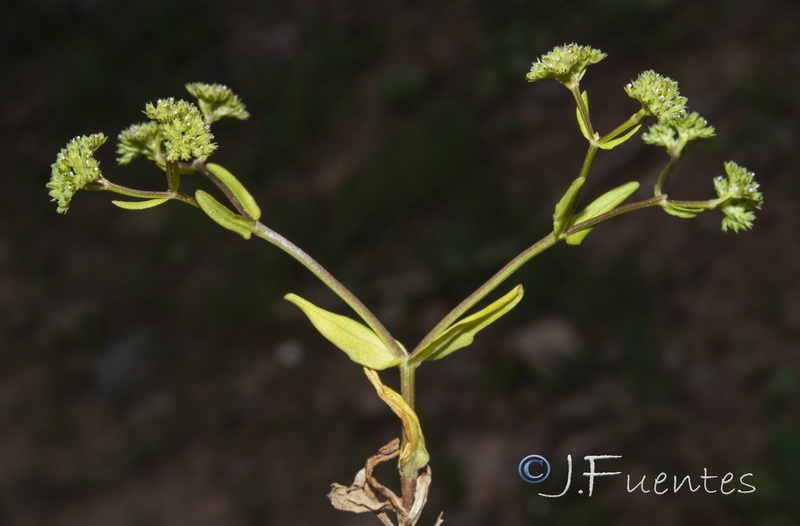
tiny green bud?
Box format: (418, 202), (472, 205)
(144, 98), (216, 161)
(47, 133), (107, 214)
(642, 111), (715, 157)
(527, 43), (606, 86)
(714, 161), (763, 233)
(117, 121), (161, 164)
(625, 70), (687, 124)
(185, 83), (250, 123)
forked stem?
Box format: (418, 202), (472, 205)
(251, 222), (404, 360)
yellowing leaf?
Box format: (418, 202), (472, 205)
(285, 294), (402, 370)
(410, 285), (524, 364)
(363, 368), (429, 476)
(566, 181), (639, 245)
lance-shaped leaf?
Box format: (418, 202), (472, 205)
(363, 368), (429, 477)
(205, 162), (261, 220)
(195, 190), (256, 239)
(410, 285), (524, 365)
(575, 90), (594, 142)
(166, 160), (181, 193)
(566, 181), (639, 245)
(285, 294), (402, 370)
(662, 200), (705, 219)
(111, 198), (170, 210)
(553, 176), (585, 237)
(598, 124), (642, 150)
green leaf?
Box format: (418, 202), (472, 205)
(575, 91), (593, 141)
(410, 285), (524, 365)
(111, 198), (169, 210)
(566, 181), (639, 245)
(285, 294), (402, 370)
(599, 124), (642, 150)
(553, 177), (585, 237)
(195, 190), (255, 239)
(205, 162), (261, 220)
(166, 160), (181, 192)
(662, 201), (704, 219)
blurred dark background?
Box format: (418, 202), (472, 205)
(2, 0), (799, 524)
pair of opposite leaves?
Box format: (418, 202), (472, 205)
(286, 175), (638, 370)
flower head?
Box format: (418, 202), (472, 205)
(714, 161), (763, 232)
(143, 98), (216, 161)
(642, 111), (715, 157)
(625, 70), (687, 124)
(116, 121), (161, 165)
(185, 83), (250, 123)
(526, 43), (606, 86)
(48, 134), (107, 214)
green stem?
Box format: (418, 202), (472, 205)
(666, 197), (721, 209)
(166, 160), (181, 193)
(397, 362), (417, 510)
(654, 157), (677, 196)
(413, 232), (558, 354)
(565, 195), (665, 235)
(412, 194), (667, 356)
(570, 84), (595, 138)
(578, 144), (598, 180)
(92, 178), (197, 207)
(399, 362), (416, 411)
(251, 222), (405, 359)
(600, 109), (647, 144)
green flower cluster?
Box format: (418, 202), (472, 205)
(526, 43), (606, 85)
(714, 161), (763, 232)
(117, 83), (250, 166)
(186, 83), (250, 123)
(642, 111), (716, 157)
(625, 70), (687, 124)
(47, 134), (107, 214)
(143, 97), (216, 162)
(116, 121), (161, 165)
(49, 83), (251, 214)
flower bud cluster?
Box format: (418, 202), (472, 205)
(186, 83), (250, 123)
(625, 70), (687, 124)
(144, 98), (216, 162)
(117, 121), (160, 165)
(526, 43), (606, 85)
(48, 134), (107, 214)
(642, 111), (716, 157)
(714, 161), (763, 232)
